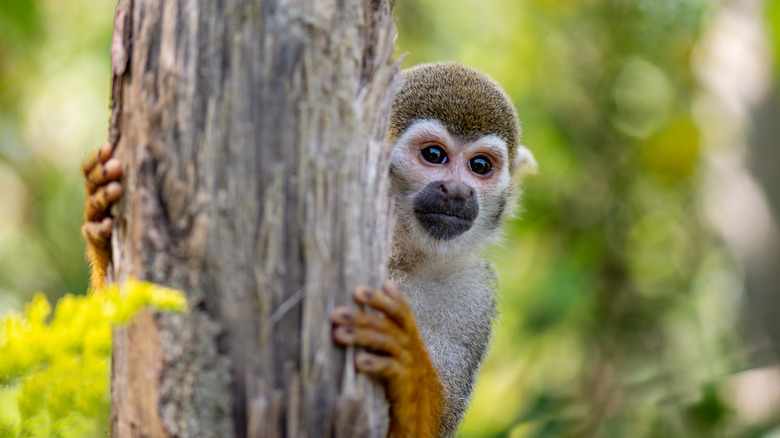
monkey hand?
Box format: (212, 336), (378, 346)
(332, 281), (444, 438)
(81, 142), (122, 290)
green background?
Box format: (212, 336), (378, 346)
(2, 0), (780, 436)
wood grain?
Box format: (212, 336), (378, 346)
(107, 0), (398, 436)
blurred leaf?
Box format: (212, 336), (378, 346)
(684, 384), (730, 434)
(0, 0), (40, 41)
(639, 116), (700, 182)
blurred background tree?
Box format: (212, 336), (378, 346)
(1, 0), (779, 437)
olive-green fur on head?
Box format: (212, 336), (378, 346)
(388, 62), (521, 171)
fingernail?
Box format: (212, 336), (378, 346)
(356, 287), (372, 300)
(338, 309), (354, 321)
(335, 326), (355, 343)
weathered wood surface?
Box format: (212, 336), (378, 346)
(107, 0), (398, 436)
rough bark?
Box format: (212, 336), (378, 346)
(106, 0), (398, 437)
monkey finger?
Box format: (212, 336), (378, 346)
(82, 218), (113, 249)
(382, 281), (417, 331)
(381, 280), (408, 303)
(355, 351), (402, 379)
(82, 142), (114, 176)
(86, 158), (122, 193)
(332, 325), (354, 345)
(332, 307), (407, 341)
(353, 285), (409, 330)
(333, 323), (405, 358)
(85, 182), (123, 221)
(331, 306), (356, 324)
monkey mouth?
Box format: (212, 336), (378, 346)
(412, 180), (480, 241)
(416, 211), (472, 222)
(414, 210), (475, 240)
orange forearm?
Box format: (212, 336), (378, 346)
(386, 344), (444, 437)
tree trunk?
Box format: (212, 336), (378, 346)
(106, 0), (398, 437)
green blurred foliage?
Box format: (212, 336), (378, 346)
(0, 1), (778, 437)
(0, 280), (187, 437)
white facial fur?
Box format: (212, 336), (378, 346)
(388, 119), (529, 261)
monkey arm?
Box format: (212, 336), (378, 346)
(82, 142), (122, 290)
(332, 281), (445, 437)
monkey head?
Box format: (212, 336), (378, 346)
(387, 63), (536, 258)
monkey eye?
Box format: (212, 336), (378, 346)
(421, 146), (447, 164)
(469, 156), (493, 175)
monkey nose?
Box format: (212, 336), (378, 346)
(438, 181), (474, 200)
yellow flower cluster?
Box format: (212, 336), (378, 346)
(0, 279), (187, 437)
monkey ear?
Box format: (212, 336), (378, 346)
(512, 144), (538, 179)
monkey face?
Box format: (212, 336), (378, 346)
(389, 119), (529, 254)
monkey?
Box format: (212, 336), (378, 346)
(330, 62), (536, 437)
(82, 62), (535, 437)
